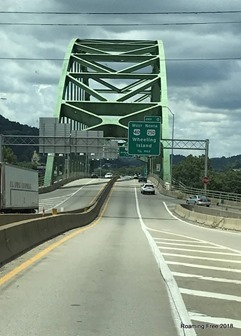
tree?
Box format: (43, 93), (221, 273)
(172, 155), (211, 188)
(3, 146), (17, 164)
(31, 150), (40, 169)
(209, 169), (241, 193)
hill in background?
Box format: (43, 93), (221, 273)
(0, 114), (38, 162)
(173, 154), (241, 171)
(0, 115), (38, 136)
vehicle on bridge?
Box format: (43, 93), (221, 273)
(105, 172), (113, 179)
(138, 175), (147, 183)
(0, 163), (39, 213)
(140, 183), (155, 195)
(186, 195), (211, 207)
(91, 173), (99, 178)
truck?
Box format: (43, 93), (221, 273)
(0, 163), (39, 213)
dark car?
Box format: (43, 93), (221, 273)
(138, 175), (147, 183)
(91, 173), (99, 178)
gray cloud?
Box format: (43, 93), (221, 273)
(0, 0), (241, 157)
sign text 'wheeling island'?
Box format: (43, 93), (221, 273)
(128, 121), (161, 156)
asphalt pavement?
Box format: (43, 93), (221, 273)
(1, 178), (241, 335)
(0, 178), (180, 336)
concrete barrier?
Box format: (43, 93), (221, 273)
(0, 228), (12, 263)
(0, 213), (51, 227)
(174, 204), (241, 231)
(222, 217), (241, 231)
(39, 174), (87, 194)
(0, 177), (117, 266)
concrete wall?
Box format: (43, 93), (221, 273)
(0, 177), (117, 266)
(183, 203), (241, 219)
(174, 204), (241, 231)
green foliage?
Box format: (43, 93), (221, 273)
(211, 155), (241, 171)
(0, 114), (38, 162)
(0, 115), (38, 136)
(15, 161), (37, 170)
(173, 155), (241, 193)
(172, 155), (210, 188)
(115, 166), (145, 176)
(208, 169), (241, 194)
(3, 146), (17, 164)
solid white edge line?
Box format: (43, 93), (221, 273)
(134, 188), (197, 336)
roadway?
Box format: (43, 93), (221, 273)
(0, 178), (241, 335)
(39, 178), (108, 213)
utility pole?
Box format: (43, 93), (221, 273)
(0, 134), (2, 162)
(204, 139), (209, 192)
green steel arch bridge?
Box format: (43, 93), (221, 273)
(44, 38), (171, 185)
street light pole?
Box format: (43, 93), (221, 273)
(171, 112), (174, 187)
(163, 106), (175, 187)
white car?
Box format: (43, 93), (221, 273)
(105, 172), (113, 179)
(186, 195), (211, 207)
(140, 183), (155, 195)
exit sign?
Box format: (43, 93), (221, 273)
(144, 116), (161, 123)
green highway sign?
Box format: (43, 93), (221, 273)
(144, 116), (161, 123)
(128, 121), (161, 156)
(119, 146), (132, 157)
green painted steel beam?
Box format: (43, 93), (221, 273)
(74, 54), (156, 62)
(69, 72), (157, 80)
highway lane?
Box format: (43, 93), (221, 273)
(39, 178), (108, 213)
(135, 180), (241, 335)
(0, 178), (179, 336)
(1, 178), (241, 335)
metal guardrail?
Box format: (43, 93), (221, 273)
(174, 185), (241, 202)
(150, 173), (241, 203)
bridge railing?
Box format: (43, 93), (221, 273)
(150, 173), (241, 203)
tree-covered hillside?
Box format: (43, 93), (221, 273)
(172, 155), (241, 193)
(0, 114), (38, 162)
(0, 115), (38, 136)
(173, 154), (241, 171)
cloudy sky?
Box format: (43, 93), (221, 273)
(0, 0), (241, 158)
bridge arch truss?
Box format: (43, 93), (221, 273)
(45, 39), (170, 184)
